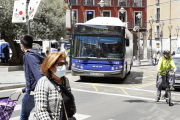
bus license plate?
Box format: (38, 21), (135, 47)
(175, 80), (180, 83)
(89, 73), (104, 76)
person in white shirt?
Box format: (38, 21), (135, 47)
(153, 51), (157, 65)
(156, 51), (161, 64)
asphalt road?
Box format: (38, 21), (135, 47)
(1, 66), (180, 120)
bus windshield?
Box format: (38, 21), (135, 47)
(73, 35), (124, 59)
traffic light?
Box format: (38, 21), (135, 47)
(0, 6), (3, 23)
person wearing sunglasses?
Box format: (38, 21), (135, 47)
(33, 52), (76, 120)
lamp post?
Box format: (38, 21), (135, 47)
(69, 0), (73, 70)
(149, 16), (154, 64)
(159, 21), (164, 54)
(136, 13), (142, 66)
(176, 26), (180, 40)
(168, 23), (173, 54)
(98, 0), (106, 17)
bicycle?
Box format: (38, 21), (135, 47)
(161, 70), (174, 106)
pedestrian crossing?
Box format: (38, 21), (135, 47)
(10, 104), (91, 120)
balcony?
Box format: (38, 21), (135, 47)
(104, 0), (115, 7)
(132, 0), (146, 8)
(155, 14), (160, 22)
(64, 0), (81, 6)
(127, 21), (147, 29)
(116, 0), (130, 7)
(155, 32), (160, 39)
(156, 0), (160, 6)
(83, 0), (98, 6)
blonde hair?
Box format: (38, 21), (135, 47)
(41, 52), (66, 77)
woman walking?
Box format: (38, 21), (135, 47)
(33, 52), (76, 120)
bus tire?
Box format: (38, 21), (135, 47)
(80, 76), (86, 80)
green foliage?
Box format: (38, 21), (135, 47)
(0, 0), (68, 41)
(31, 0), (68, 41)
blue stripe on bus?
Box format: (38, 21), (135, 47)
(72, 58), (124, 71)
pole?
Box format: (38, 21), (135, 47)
(149, 23), (153, 64)
(161, 29), (163, 54)
(27, 0), (30, 35)
(170, 0), (171, 54)
(136, 18), (141, 65)
(69, 0), (72, 70)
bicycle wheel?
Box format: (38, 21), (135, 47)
(167, 90), (171, 106)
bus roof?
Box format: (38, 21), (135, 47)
(76, 17), (125, 27)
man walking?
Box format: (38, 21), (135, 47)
(2, 45), (9, 63)
(15, 35), (44, 120)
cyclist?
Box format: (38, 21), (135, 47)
(156, 50), (177, 102)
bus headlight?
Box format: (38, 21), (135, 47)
(119, 66), (123, 69)
(115, 66), (118, 69)
(80, 65), (83, 69)
(111, 67), (114, 70)
(77, 64), (79, 67)
(72, 63), (75, 67)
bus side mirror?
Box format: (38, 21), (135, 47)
(126, 39), (129, 46)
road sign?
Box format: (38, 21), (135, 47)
(66, 9), (71, 29)
(28, 0), (42, 20)
(12, 0), (26, 23)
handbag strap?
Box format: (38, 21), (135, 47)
(49, 79), (69, 120)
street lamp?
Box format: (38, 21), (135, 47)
(136, 13), (142, 66)
(119, 7), (126, 14)
(159, 21), (164, 55)
(168, 23), (173, 54)
(98, 0), (106, 17)
(149, 16), (154, 64)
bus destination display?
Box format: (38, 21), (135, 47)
(78, 25), (122, 34)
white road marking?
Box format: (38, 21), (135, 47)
(71, 82), (180, 96)
(135, 83), (156, 89)
(14, 104), (21, 111)
(74, 113), (91, 120)
(9, 116), (20, 120)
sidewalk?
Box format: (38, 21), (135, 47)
(0, 70), (72, 90)
(133, 59), (153, 67)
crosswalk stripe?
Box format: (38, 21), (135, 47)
(74, 113), (91, 120)
(9, 116), (20, 120)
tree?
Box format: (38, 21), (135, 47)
(0, 0), (68, 65)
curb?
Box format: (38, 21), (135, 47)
(133, 64), (153, 67)
(0, 84), (26, 90)
(0, 66), (23, 72)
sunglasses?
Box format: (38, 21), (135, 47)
(56, 62), (68, 66)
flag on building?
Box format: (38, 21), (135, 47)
(66, 9), (71, 29)
(12, 0), (26, 23)
(28, 0), (42, 20)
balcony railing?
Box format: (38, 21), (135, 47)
(155, 32), (160, 39)
(64, 0), (81, 5)
(116, 0), (130, 7)
(83, 0), (98, 6)
(132, 0), (146, 8)
(156, 0), (160, 5)
(155, 14), (160, 22)
(127, 21), (147, 29)
(104, 0), (115, 7)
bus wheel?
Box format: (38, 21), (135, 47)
(80, 76), (86, 80)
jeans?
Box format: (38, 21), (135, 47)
(20, 92), (35, 120)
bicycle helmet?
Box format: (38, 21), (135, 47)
(163, 50), (170, 54)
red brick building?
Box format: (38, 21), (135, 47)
(66, 0), (147, 57)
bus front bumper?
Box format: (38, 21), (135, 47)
(71, 67), (124, 78)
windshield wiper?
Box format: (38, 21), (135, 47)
(99, 48), (112, 63)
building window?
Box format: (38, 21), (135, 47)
(87, 11), (94, 21)
(156, 8), (160, 21)
(155, 25), (160, 38)
(119, 11), (126, 22)
(69, 0), (76, 5)
(118, 0), (126, 6)
(87, 0), (93, 5)
(103, 11), (110, 17)
(133, 0), (142, 7)
(104, 0), (111, 6)
(73, 10), (77, 23)
(156, 0), (160, 5)
(134, 12), (141, 27)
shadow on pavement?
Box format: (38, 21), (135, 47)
(75, 71), (144, 84)
(123, 100), (148, 103)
